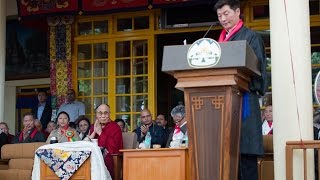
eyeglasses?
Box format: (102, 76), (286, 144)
(174, 117), (184, 123)
(96, 111), (110, 116)
(141, 114), (151, 119)
(66, 93), (75, 95)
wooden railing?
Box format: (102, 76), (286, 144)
(286, 140), (320, 180)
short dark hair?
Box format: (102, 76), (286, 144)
(76, 115), (91, 127)
(115, 119), (125, 124)
(157, 114), (167, 121)
(57, 111), (70, 122)
(0, 122), (8, 128)
(23, 112), (35, 119)
(214, 0), (240, 11)
(37, 90), (47, 96)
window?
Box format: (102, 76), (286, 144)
(115, 39), (150, 130)
(76, 41), (109, 118)
(74, 13), (155, 130)
(116, 16), (149, 32)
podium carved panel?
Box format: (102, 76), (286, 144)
(186, 86), (241, 180)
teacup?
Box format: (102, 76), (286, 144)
(153, 144), (161, 149)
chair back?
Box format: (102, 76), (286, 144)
(122, 132), (138, 149)
(263, 135), (273, 154)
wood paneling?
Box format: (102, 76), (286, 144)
(121, 148), (187, 180)
(185, 85), (241, 180)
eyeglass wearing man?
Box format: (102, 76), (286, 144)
(140, 109), (153, 138)
(90, 105), (111, 137)
(165, 105), (187, 148)
(135, 109), (166, 147)
(88, 104), (123, 179)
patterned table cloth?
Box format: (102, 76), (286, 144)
(36, 149), (91, 180)
(32, 141), (111, 180)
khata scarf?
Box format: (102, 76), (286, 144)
(218, 19), (244, 42)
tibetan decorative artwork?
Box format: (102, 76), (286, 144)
(17, 0), (79, 17)
(81, 0), (148, 12)
(48, 16), (73, 108)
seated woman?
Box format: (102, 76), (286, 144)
(46, 111), (80, 143)
(76, 116), (91, 140)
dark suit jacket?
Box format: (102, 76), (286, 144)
(135, 123), (166, 147)
(32, 103), (52, 129)
(165, 123), (187, 148)
(0, 133), (8, 158)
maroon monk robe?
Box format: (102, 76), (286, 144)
(90, 121), (123, 178)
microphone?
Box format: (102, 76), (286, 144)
(203, 21), (220, 38)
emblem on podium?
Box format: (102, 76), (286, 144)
(187, 38), (221, 68)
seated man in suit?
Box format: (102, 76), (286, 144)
(32, 90), (52, 129)
(156, 114), (172, 145)
(135, 109), (166, 147)
(12, 113), (45, 143)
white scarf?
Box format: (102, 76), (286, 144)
(262, 120), (273, 135)
(32, 141), (111, 180)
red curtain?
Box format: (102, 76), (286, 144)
(82, 0), (149, 12)
(18, 0), (79, 17)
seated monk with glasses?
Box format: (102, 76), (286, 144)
(89, 104), (123, 179)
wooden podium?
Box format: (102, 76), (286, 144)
(121, 148), (188, 180)
(162, 40), (261, 180)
